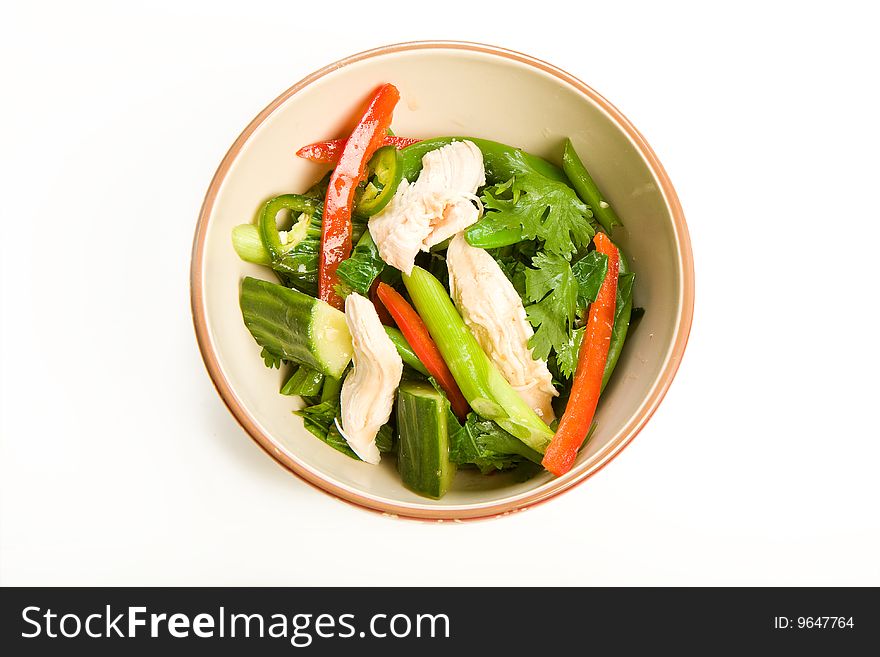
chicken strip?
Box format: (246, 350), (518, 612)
(369, 140), (485, 274)
(339, 293), (403, 463)
(446, 234), (558, 423)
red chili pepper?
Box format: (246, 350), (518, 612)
(375, 282), (470, 420)
(298, 135), (420, 164)
(542, 232), (619, 476)
(318, 84), (400, 309)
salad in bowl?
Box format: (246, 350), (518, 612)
(231, 83), (639, 500)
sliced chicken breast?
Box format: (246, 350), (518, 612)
(339, 293), (403, 463)
(446, 234), (558, 423)
(369, 140), (485, 274)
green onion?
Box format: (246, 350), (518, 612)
(232, 224), (271, 266)
(403, 266), (554, 452)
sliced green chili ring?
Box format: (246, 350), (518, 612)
(354, 145), (402, 217)
(258, 193), (322, 262)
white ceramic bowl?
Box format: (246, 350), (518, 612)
(191, 41), (694, 520)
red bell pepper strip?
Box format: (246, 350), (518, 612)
(298, 135), (420, 164)
(542, 232), (620, 476)
(369, 278), (395, 326)
(375, 282), (470, 420)
(318, 84), (400, 309)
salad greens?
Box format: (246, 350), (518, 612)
(335, 231), (385, 297)
(231, 93), (641, 499)
(474, 172), (595, 258)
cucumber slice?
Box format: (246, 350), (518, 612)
(240, 277), (353, 379)
(396, 382), (456, 499)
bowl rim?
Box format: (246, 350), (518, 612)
(191, 40), (695, 521)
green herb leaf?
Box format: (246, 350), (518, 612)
(523, 253), (577, 366)
(294, 399), (393, 460)
(449, 413), (543, 474)
(335, 231), (386, 297)
(480, 171), (595, 259)
(260, 347), (284, 369)
(572, 251), (609, 308)
(293, 401), (360, 459)
(555, 326), (585, 380)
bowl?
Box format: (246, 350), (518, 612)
(191, 41), (694, 520)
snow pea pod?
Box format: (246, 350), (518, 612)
(400, 137), (568, 185)
(562, 138), (623, 233)
(600, 249), (634, 392)
(383, 326), (430, 377)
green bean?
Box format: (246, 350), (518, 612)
(562, 138), (623, 233)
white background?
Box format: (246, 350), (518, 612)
(2, 0), (878, 586)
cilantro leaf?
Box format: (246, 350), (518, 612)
(260, 347), (284, 369)
(523, 253), (577, 364)
(480, 171), (595, 259)
(555, 326), (585, 380)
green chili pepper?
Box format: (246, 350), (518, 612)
(354, 145), (402, 217)
(258, 194), (321, 262)
(257, 193), (323, 294)
(401, 137), (568, 185)
(562, 138), (623, 233)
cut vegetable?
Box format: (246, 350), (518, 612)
(562, 138), (623, 233)
(401, 137), (567, 185)
(383, 326), (430, 376)
(240, 277), (353, 379)
(542, 232), (619, 476)
(297, 135), (420, 164)
(601, 250), (635, 392)
(255, 194), (323, 294)
(353, 145), (403, 217)
(319, 83), (400, 309)
(231, 224), (271, 266)
(375, 282), (470, 420)
(280, 366), (324, 397)
(402, 266), (555, 452)
(335, 230), (386, 297)
(396, 381), (456, 499)
(449, 412), (544, 474)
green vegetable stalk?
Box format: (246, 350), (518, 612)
(401, 137), (568, 184)
(231, 224), (271, 266)
(601, 250), (635, 392)
(403, 266), (554, 453)
(562, 138), (623, 233)
(280, 366), (324, 397)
